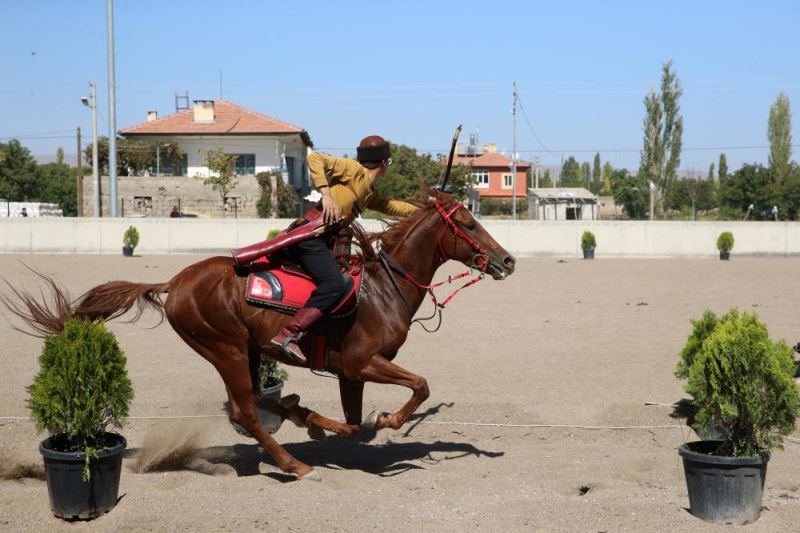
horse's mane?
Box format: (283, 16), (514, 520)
(349, 191), (451, 263)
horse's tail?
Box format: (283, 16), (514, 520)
(2, 269), (169, 338)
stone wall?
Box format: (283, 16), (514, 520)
(81, 175), (279, 218)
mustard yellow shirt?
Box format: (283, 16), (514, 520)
(307, 152), (418, 218)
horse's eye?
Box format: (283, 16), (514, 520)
(464, 222), (476, 231)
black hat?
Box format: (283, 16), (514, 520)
(356, 135), (391, 163)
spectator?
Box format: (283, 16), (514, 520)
(20, 207), (28, 217)
(169, 206), (180, 218)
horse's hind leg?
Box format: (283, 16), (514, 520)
(171, 329), (318, 480)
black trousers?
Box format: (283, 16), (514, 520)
(288, 237), (346, 313)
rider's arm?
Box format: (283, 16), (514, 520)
(367, 194), (419, 217)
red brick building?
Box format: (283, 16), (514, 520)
(452, 152), (529, 200)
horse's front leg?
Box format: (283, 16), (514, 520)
(354, 354), (429, 430)
(339, 377), (365, 425)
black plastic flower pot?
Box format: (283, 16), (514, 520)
(39, 432), (126, 520)
(122, 246), (134, 257)
(719, 250), (730, 260)
(231, 381), (284, 436)
(582, 248), (594, 260)
(678, 440), (768, 525)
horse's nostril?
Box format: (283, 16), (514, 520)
(503, 255), (516, 270)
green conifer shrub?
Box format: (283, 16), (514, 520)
(123, 226), (140, 249)
(683, 309), (800, 457)
(716, 231), (734, 252)
(581, 231), (596, 250)
(28, 317), (133, 476)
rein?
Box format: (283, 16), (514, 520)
(377, 200), (488, 331)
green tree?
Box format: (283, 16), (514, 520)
(84, 136), (109, 174)
(56, 146), (64, 165)
(539, 168), (553, 188)
(707, 163), (715, 181)
(200, 147), (238, 216)
(639, 60), (683, 217)
(602, 161), (613, 194)
(591, 153), (602, 191)
(581, 161), (591, 187)
(37, 162), (77, 216)
(611, 169), (649, 219)
(718, 153), (728, 181)
(768, 92), (792, 186)
(374, 143), (471, 200)
(0, 139), (39, 200)
(720, 164), (772, 219)
(559, 156), (582, 187)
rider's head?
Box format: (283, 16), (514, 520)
(357, 135), (392, 172)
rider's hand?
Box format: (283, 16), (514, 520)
(320, 188), (341, 224)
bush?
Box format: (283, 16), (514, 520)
(716, 231), (734, 252)
(683, 309), (800, 457)
(28, 318), (133, 475)
(675, 310), (721, 379)
(581, 231), (596, 250)
(256, 170), (300, 218)
(123, 226), (140, 249)
(267, 229), (281, 239)
(258, 357), (288, 390)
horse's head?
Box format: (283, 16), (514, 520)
(428, 189), (516, 280)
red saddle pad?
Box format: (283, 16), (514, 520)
(245, 255), (362, 317)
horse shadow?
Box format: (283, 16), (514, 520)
(124, 403), (503, 480)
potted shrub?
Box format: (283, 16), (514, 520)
(677, 309), (800, 524)
(267, 228), (281, 239)
(29, 317), (133, 520)
(122, 226), (139, 257)
(580, 231), (596, 260)
(230, 355), (288, 437)
(717, 231), (734, 260)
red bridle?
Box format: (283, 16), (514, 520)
(434, 201), (491, 272)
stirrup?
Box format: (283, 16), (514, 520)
(271, 336), (308, 366)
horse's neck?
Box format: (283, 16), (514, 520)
(386, 215), (444, 311)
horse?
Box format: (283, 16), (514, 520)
(6, 189), (516, 481)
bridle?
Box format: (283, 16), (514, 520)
(433, 201), (490, 272)
(377, 200), (490, 331)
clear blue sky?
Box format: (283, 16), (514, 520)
(2, 0), (799, 172)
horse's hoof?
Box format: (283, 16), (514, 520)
(307, 425), (326, 441)
(362, 410), (382, 430)
(280, 394), (300, 409)
(298, 468), (321, 482)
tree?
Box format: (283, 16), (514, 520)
(84, 136), (109, 174)
(720, 164), (773, 219)
(37, 162), (77, 216)
(56, 147), (64, 165)
(200, 147), (239, 216)
(611, 169), (649, 219)
(707, 163), (715, 181)
(592, 153), (602, 190)
(718, 153), (728, 181)
(602, 161), (613, 194)
(639, 60), (683, 217)
(559, 156), (582, 187)
(0, 139), (39, 201)
(539, 169), (553, 188)
(768, 92), (792, 186)
(581, 161), (591, 187)
(374, 143), (471, 200)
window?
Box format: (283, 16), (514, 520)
(472, 170), (489, 188)
(133, 196), (152, 215)
(231, 154), (256, 175)
(566, 206), (582, 220)
(502, 174), (513, 188)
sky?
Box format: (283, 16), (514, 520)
(2, 0), (800, 172)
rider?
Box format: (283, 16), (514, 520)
(271, 135), (419, 365)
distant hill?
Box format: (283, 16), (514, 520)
(34, 153), (79, 166)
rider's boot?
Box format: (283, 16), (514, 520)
(270, 307), (324, 366)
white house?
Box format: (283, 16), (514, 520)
(120, 99), (313, 191)
(528, 187), (599, 220)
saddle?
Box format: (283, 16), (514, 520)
(244, 229), (363, 318)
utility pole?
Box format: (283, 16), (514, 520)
(511, 81), (518, 220)
(76, 127), (83, 217)
(107, 0), (118, 217)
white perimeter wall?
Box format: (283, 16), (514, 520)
(2, 218), (800, 257)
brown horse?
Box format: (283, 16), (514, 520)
(6, 189), (515, 480)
